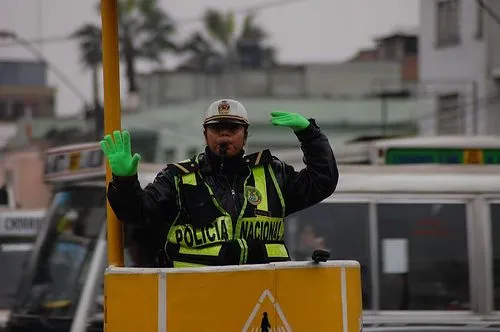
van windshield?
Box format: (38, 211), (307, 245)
(15, 186), (106, 318)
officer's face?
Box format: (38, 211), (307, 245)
(204, 122), (247, 157)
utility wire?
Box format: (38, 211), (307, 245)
(12, 34), (88, 103)
(0, 0), (308, 48)
(476, 0), (500, 25)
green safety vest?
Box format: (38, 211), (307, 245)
(164, 150), (289, 268)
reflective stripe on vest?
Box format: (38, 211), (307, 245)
(173, 261), (205, 268)
(252, 165), (268, 211)
(181, 172), (197, 186)
(265, 243), (289, 259)
(171, 239), (288, 267)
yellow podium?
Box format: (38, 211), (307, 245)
(104, 260), (362, 332)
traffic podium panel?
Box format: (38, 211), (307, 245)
(104, 261), (362, 332)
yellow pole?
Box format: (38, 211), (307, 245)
(100, 0), (124, 267)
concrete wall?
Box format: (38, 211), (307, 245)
(0, 147), (52, 209)
(137, 61), (405, 109)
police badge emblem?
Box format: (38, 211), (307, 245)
(217, 100), (231, 114)
(245, 186), (262, 206)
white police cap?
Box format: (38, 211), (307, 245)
(203, 99), (249, 126)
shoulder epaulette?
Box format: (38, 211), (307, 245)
(244, 149), (273, 167)
(172, 158), (198, 174)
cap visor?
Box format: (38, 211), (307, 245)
(204, 116), (248, 126)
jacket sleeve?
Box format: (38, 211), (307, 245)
(106, 165), (179, 229)
(275, 118), (339, 216)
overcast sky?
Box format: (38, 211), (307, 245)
(0, 0), (420, 116)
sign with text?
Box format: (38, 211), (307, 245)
(44, 142), (104, 182)
(0, 209), (45, 236)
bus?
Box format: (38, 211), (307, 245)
(273, 135), (500, 167)
(4, 140), (500, 331)
(370, 135), (500, 165)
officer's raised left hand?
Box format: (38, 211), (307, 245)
(270, 111), (310, 132)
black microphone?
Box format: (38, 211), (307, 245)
(219, 143), (228, 173)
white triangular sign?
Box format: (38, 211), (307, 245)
(242, 289), (292, 332)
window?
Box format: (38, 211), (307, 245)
(383, 43), (398, 60)
(0, 99), (7, 119)
(404, 37), (418, 55)
(377, 202), (469, 310)
(437, 93), (464, 134)
(164, 148), (176, 162)
(129, 130), (159, 163)
(48, 96), (55, 115)
(11, 100), (24, 120)
(476, 2), (483, 39)
(186, 147), (200, 158)
(286, 202), (372, 309)
(29, 101), (39, 117)
(436, 0), (461, 47)
(490, 203), (500, 309)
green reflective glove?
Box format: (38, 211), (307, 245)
(100, 130), (141, 177)
(270, 111), (310, 132)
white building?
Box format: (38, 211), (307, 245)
(137, 61), (407, 108)
(419, 0), (500, 135)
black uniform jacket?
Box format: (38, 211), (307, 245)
(108, 120), (339, 265)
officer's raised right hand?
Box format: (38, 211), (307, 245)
(100, 130), (141, 176)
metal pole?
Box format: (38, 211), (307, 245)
(70, 222), (108, 332)
(381, 95), (388, 136)
(100, 0), (124, 267)
(472, 80), (479, 135)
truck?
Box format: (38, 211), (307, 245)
(0, 208), (45, 329)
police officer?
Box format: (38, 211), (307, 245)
(100, 99), (339, 267)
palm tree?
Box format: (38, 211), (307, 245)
(116, 0), (177, 93)
(73, 0), (177, 96)
(72, 24), (102, 109)
(71, 24), (103, 138)
(180, 9), (276, 72)
(179, 32), (221, 72)
(237, 13), (276, 68)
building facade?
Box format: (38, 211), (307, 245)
(350, 29), (419, 83)
(0, 60), (56, 121)
(418, 0), (500, 135)
(136, 61), (405, 108)
(136, 31), (420, 108)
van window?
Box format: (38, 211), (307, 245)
(377, 202), (469, 310)
(129, 130), (159, 163)
(490, 203), (500, 309)
(286, 202), (372, 309)
(16, 186), (106, 317)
